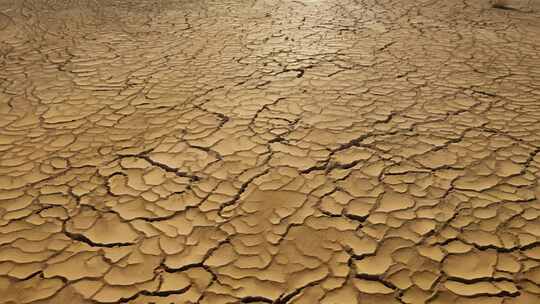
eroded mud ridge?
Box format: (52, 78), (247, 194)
(1, 0), (540, 303)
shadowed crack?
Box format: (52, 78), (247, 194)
(63, 230), (135, 248)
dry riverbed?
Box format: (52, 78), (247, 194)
(1, 0), (540, 303)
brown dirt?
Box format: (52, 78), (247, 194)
(0, 0), (540, 303)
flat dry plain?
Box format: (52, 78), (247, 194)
(1, 0), (540, 303)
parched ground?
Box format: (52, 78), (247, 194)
(1, 0), (540, 303)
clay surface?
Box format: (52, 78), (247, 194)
(1, 0), (540, 303)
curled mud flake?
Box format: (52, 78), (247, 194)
(494, 160), (524, 177)
(159, 272), (191, 293)
(444, 280), (519, 297)
(50, 158), (69, 169)
(320, 285), (358, 304)
(92, 285), (140, 303)
(417, 245), (445, 262)
(416, 150), (458, 169)
(524, 266), (540, 285)
(50, 134), (76, 147)
(0, 276), (65, 304)
(104, 256), (161, 285)
(443, 250), (497, 281)
(353, 278), (394, 294)
(354, 254), (392, 276)
(43, 252), (110, 280)
(376, 191), (415, 213)
(65, 213), (139, 246)
(454, 174), (501, 191)
(70, 280), (104, 299)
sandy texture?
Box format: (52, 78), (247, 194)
(1, 0), (540, 303)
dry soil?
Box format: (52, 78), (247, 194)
(1, 0), (540, 303)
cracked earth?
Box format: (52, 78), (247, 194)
(1, 0), (540, 303)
